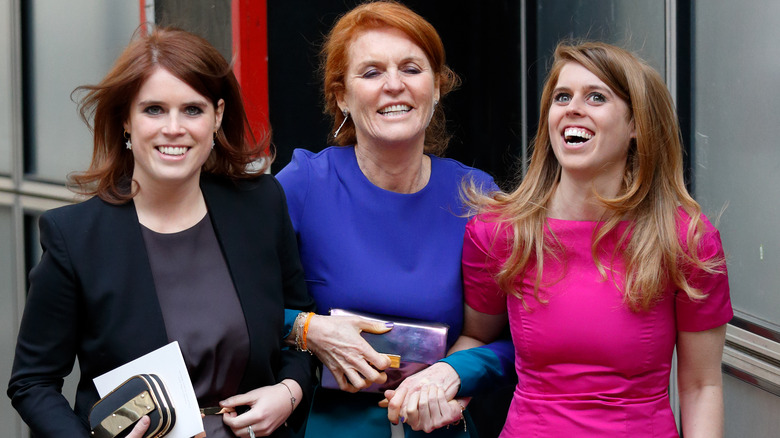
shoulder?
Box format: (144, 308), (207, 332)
(466, 213), (510, 255)
(277, 147), (353, 182)
(201, 173), (286, 206)
(675, 206), (724, 259)
(430, 156), (498, 192)
(41, 196), (127, 230)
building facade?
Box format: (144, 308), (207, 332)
(1, 1), (778, 436)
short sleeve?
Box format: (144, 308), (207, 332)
(275, 148), (313, 230)
(675, 214), (733, 332)
(463, 216), (508, 315)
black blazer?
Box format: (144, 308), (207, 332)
(8, 173), (316, 437)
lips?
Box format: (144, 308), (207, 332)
(378, 104), (412, 116)
(564, 127), (594, 145)
(157, 146), (188, 156)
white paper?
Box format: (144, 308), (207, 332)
(93, 341), (203, 438)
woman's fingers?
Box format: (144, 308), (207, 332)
(126, 416), (150, 438)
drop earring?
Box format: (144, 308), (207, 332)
(212, 132), (216, 150)
(124, 130), (132, 150)
(334, 109), (350, 138)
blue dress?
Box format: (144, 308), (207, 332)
(277, 146), (512, 437)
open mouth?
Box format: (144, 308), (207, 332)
(378, 104), (412, 116)
(157, 146), (188, 156)
(564, 127), (594, 145)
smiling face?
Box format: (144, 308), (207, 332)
(124, 67), (224, 191)
(548, 62), (635, 184)
(337, 27), (440, 151)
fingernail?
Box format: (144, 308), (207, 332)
(400, 416), (405, 423)
(385, 322), (394, 328)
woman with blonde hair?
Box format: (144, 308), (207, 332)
(391, 40), (732, 437)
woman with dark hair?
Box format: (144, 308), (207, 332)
(277, 1), (513, 437)
(394, 41), (731, 437)
(8, 27), (315, 438)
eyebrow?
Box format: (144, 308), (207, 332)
(553, 84), (614, 95)
(353, 55), (427, 69)
(136, 99), (209, 107)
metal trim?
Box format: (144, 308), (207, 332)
(730, 315), (780, 344)
(722, 323), (780, 396)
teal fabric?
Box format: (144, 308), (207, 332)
(440, 343), (511, 397)
(284, 308), (301, 339)
(304, 388), (472, 438)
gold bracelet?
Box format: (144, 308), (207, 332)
(446, 401), (467, 432)
(279, 381), (296, 417)
(293, 312), (310, 352)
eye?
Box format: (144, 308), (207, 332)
(184, 105), (204, 116)
(401, 64), (422, 75)
(361, 68), (381, 79)
(588, 92), (606, 103)
(552, 92), (571, 104)
(143, 105), (163, 115)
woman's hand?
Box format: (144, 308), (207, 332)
(381, 362), (462, 427)
(220, 380), (303, 437)
(126, 416), (150, 438)
(386, 384), (467, 433)
(306, 315), (393, 392)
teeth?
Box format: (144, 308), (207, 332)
(158, 146), (187, 156)
(379, 104), (411, 115)
(564, 127), (594, 144)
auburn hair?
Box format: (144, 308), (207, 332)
(320, 0), (459, 155)
(70, 26), (271, 204)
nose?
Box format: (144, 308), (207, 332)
(383, 70), (405, 93)
(162, 113), (185, 136)
(565, 96), (585, 117)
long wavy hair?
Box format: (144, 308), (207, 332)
(320, 0), (460, 156)
(70, 26), (271, 204)
(467, 41), (723, 311)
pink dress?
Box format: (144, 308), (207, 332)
(463, 210), (732, 437)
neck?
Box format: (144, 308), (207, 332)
(548, 172), (622, 220)
(354, 141), (430, 194)
(132, 177), (207, 233)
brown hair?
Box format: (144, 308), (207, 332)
(320, 0), (459, 156)
(467, 41), (723, 310)
(70, 26), (271, 204)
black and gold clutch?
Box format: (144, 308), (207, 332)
(89, 373), (176, 438)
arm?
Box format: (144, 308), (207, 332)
(677, 325), (727, 438)
(284, 312), (394, 392)
(221, 379), (304, 436)
(385, 306), (509, 430)
(385, 216), (513, 430)
(220, 180), (318, 435)
(7, 213), (88, 435)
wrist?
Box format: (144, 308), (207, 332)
(293, 312), (315, 353)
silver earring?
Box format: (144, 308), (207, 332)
(334, 109), (349, 138)
(434, 99), (439, 107)
(124, 130), (132, 150)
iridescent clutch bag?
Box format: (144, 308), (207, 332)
(321, 308), (449, 393)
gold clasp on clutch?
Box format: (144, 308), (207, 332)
(385, 354), (401, 368)
(91, 391), (155, 438)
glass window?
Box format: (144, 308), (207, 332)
(533, 1), (666, 88)
(691, 0), (780, 329)
(0, 206), (20, 434)
(0, 0), (15, 176)
(23, 1), (138, 182)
